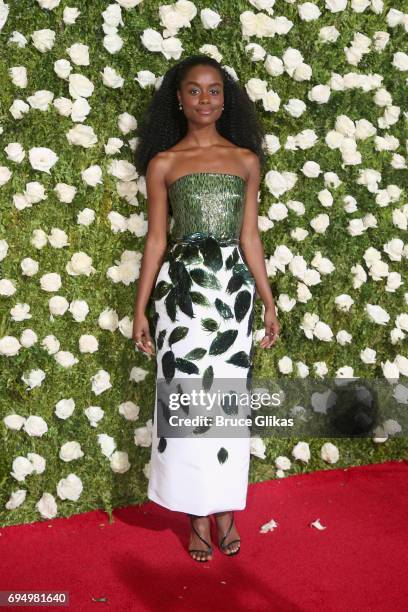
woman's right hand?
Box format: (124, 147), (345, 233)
(132, 313), (156, 356)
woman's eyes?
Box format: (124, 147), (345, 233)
(189, 88), (220, 94)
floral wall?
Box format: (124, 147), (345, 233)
(0, 0), (407, 527)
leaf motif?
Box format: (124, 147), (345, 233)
(209, 329), (238, 356)
(176, 290), (195, 318)
(201, 318), (219, 332)
(190, 268), (221, 290)
(217, 447), (228, 464)
(226, 247), (239, 270)
(199, 237), (223, 272)
(215, 298), (233, 320)
(175, 358), (200, 375)
(221, 391), (238, 415)
(234, 290), (251, 322)
(191, 291), (211, 307)
(158, 437), (167, 453)
(158, 397), (172, 423)
(168, 326), (189, 346)
(202, 365), (214, 392)
(183, 347), (207, 360)
(153, 280), (172, 301)
(162, 350), (175, 384)
(169, 260), (192, 292)
(165, 288), (177, 322)
(233, 263), (254, 284)
(182, 243), (202, 265)
(193, 420), (213, 435)
(226, 351), (251, 368)
(226, 273), (244, 295)
(247, 303), (255, 337)
(157, 329), (166, 350)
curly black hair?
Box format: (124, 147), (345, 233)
(134, 54), (267, 177)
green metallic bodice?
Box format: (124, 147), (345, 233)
(168, 172), (247, 243)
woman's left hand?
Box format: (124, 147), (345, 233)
(259, 305), (281, 349)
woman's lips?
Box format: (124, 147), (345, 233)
(197, 109), (212, 115)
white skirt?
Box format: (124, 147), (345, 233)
(147, 240), (256, 515)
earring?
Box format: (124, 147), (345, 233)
(179, 102), (183, 110)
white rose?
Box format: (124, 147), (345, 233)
(28, 147), (58, 174)
(310, 213), (329, 234)
(57, 473), (83, 501)
(81, 164), (102, 186)
(336, 330), (352, 345)
(392, 52), (408, 71)
(292, 441), (310, 462)
(27, 89), (54, 110)
(10, 66), (27, 87)
(59, 441), (83, 462)
(250, 437), (266, 459)
(36, 493), (58, 519)
(161, 36), (184, 59)
(20, 329), (38, 348)
(0, 278), (16, 296)
(70, 97), (91, 122)
(105, 137), (124, 155)
(5, 490), (27, 510)
(31, 28), (56, 52)
(365, 303), (390, 325)
(102, 4), (123, 27)
(98, 433), (116, 457)
(320, 442), (339, 464)
(79, 334), (98, 353)
(308, 84), (331, 103)
(40, 272), (62, 292)
(66, 42), (89, 65)
(246, 78), (268, 101)
(55, 398), (75, 419)
(134, 422), (152, 447)
(141, 28), (163, 52)
(201, 8), (221, 29)
(0, 166), (12, 185)
(293, 63), (312, 81)
(319, 25), (340, 42)
(103, 33), (124, 54)
(3, 414), (26, 430)
(69, 73), (94, 98)
(135, 70), (156, 88)
(130, 366), (149, 383)
(84, 405), (105, 427)
(54, 59), (72, 79)
(54, 97), (73, 116)
(48, 227), (69, 248)
(54, 182), (77, 203)
(282, 48), (304, 73)
(63, 7), (80, 25)
(119, 401), (140, 421)
(77, 208), (95, 225)
(264, 55), (284, 76)
(373, 31), (389, 52)
(262, 90), (280, 112)
(91, 369), (112, 395)
(381, 360), (399, 380)
(395, 355), (408, 376)
(360, 348), (376, 364)
(49, 296), (69, 316)
(27, 452), (46, 474)
(284, 98), (306, 117)
(110, 450), (131, 473)
(54, 350), (78, 368)
(102, 66), (124, 88)
(67, 124), (98, 148)
(395, 314), (408, 332)
(24, 415), (48, 437)
(278, 356), (293, 374)
(275, 455), (291, 470)
(335, 294), (354, 311)
(10, 457), (34, 482)
(42, 335), (60, 354)
(313, 321), (333, 341)
(5, 142), (25, 163)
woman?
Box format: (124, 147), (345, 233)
(133, 55), (280, 562)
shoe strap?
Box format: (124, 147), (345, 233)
(190, 516), (212, 551)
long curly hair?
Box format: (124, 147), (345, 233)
(134, 54), (267, 177)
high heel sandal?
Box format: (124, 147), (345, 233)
(188, 514), (213, 562)
(217, 511), (241, 556)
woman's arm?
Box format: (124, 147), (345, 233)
(239, 153), (281, 348)
(132, 154), (169, 354)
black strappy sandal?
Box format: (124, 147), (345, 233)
(188, 514), (213, 562)
(217, 511), (241, 556)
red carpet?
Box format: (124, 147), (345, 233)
(1, 460), (407, 612)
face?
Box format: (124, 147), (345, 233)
(177, 64), (224, 122)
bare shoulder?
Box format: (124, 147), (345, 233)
(146, 151), (171, 179)
(237, 147), (260, 182)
